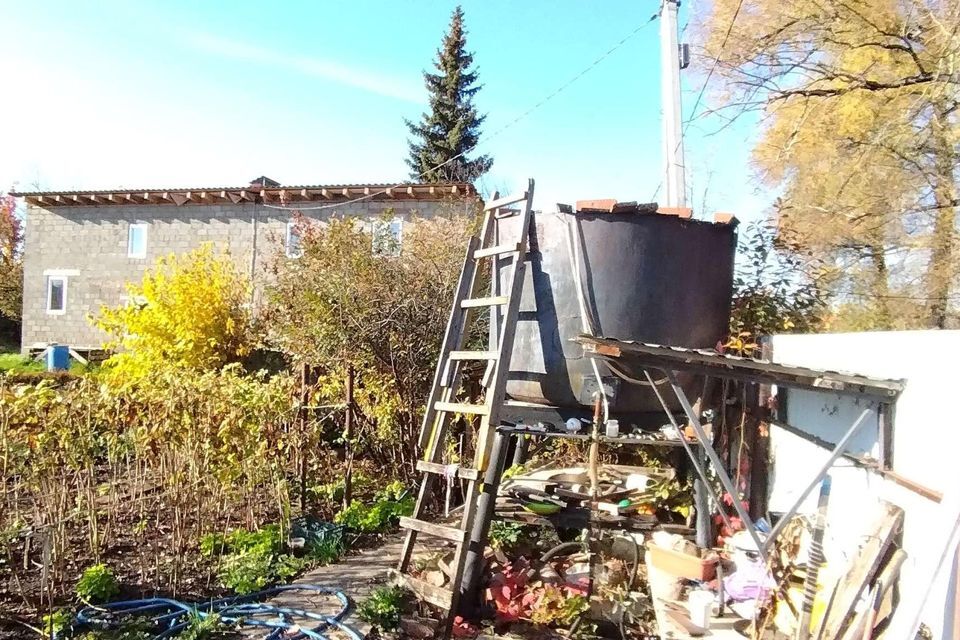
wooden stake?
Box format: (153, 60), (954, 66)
(342, 364), (355, 509)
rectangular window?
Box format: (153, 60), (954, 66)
(286, 221), (303, 258)
(47, 276), (66, 314)
(128, 223), (148, 258)
(372, 217), (403, 257)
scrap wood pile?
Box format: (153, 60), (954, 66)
(639, 501), (908, 639)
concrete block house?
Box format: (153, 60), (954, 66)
(13, 177), (477, 351)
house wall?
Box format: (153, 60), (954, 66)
(768, 330), (958, 639)
(22, 197), (474, 350)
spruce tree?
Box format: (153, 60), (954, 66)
(406, 6), (492, 183)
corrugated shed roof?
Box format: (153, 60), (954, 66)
(575, 336), (905, 399)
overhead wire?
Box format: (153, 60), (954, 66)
(264, 11), (661, 211)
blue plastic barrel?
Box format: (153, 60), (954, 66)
(46, 345), (70, 371)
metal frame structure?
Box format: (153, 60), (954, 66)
(575, 336), (906, 555)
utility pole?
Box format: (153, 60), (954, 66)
(660, 0), (687, 208)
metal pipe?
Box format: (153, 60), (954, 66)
(762, 408), (871, 554)
(511, 434), (530, 467)
(664, 369), (764, 551)
(642, 369), (736, 536)
(797, 475), (831, 640)
(461, 431), (511, 607)
(694, 444), (711, 548)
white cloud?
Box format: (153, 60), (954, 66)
(183, 32), (424, 104)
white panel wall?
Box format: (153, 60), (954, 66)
(769, 330), (959, 639)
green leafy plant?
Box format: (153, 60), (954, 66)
(309, 472), (373, 504)
(335, 481), (413, 533)
(76, 620), (153, 640)
(76, 563), (120, 604)
(180, 613), (224, 640)
(357, 585), (410, 630)
(488, 521), (525, 550)
(529, 587), (589, 626)
(43, 609), (72, 637)
(201, 525), (307, 594)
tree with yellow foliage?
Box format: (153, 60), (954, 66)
(95, 244), (252, 380)
(695, 0), (960, 328)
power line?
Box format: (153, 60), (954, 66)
(265, 11), (661, 211)
(686, 0), (743, 132)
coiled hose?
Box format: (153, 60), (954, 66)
(74, 585), (362, 640)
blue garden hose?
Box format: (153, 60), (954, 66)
(74, 585), (363, 640)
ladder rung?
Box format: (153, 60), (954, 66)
(473, 243), (520, 259)
(399, 517), (466, 542)
(400, 574), (453, 609)
(416, 460), (480, 481)
(461, 296), (508, 308)
(484, 192), (528, 211)
(449, 350), (497, 360)
(434, 401), (490, 416)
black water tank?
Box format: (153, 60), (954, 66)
(496, 207), (737, 412)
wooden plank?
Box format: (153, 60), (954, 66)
(473, 243), (520, 259)
(474, 179), (535, 471)
(435, 401), (490, 416)
(483, 192), (528, 211)
(416, 460), (480, 481)
(448, 350), (497, 360)
(460, 296), (508, 308)
(817, 502), (904, 639)
(401, 574), (453, 609)
(399, 517), (466, 542)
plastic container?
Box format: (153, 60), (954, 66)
(687, 589), (714, 630)
(46, 344), (69, 371)
(605, 419), (620, 438)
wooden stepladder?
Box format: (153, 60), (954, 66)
(397, 179), (535, 635)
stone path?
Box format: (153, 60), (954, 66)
(252, 534), (447, 638)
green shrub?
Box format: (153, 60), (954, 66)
(0, 352), (44, 373)
(43, 609), (72, 636)
(309, 472), (374, 504)
(357, 585), (409, 630)
(488, 521), (526, 550)
(200, 525), (313, 594)
(334, 481), (413, 533)
(76, 563), (119, 603)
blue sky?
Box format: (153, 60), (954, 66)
(1, 0), (767, 222)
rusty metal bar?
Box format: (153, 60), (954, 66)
(642, 369), (736, 538)
(663, 369), (765, 552)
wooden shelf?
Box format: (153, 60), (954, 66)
(497, 425), (692, 448)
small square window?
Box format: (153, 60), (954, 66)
(47, 277), (66, 314)
(128, 223), (148, 258)
(286, 221), (303, 258)
(372, 217), (403, 256)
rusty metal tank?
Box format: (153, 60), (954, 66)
(495, 203), (737, 413)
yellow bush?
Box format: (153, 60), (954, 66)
(95, 244), (252, 380)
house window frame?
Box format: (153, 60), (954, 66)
(46, 276), (67, 315)
(372, 216), (403, 257)
(128, 222), (148, 259)
(285, 220), (303, 258)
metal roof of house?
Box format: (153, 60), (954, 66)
(11, 181), (477, 207)
(575, 336), (906, 399)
